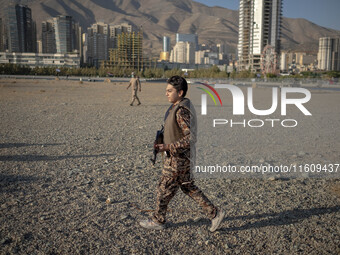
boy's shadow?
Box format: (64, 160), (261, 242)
(168, 206), (340, 231)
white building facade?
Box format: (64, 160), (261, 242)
(238, 0), (282, 73)
(0, 52), (80, 68)
(170, 41), (195, 64)
(318, 37), (340, 71)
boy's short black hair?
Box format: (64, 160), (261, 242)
(167, 75), (188, 97)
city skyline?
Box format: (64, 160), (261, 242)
(1, 1), (339, 72)
(2, 0), (337, 56)
(195, 0), (340, 31)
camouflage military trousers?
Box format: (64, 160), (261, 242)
(152, 167), (217, 224)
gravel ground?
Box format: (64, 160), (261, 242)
(0, 78), (339, 254)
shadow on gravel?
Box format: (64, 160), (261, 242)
(167, 218), (211, 229)
(0, 153), (115, 162)
(0, 143), (64, 149)
(218, 206), (340, 232)
(0, 174), (40, 183)
(167, 206), (340, 231)
(0, 174), (40, 193)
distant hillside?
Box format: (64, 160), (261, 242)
(1, 0), (340, 56)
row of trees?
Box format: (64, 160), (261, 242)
(0, 63), (339, 79)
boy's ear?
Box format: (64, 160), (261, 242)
(178, 90), (184, 97)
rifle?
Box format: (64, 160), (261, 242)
(150, 125), (164, 165)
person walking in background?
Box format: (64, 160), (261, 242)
(127, 72), (141, 106)
(139, 75), (225, 231)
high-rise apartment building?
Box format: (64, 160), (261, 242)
(238, 0), (282, 72)
(195, 50), (206, 65)
(176, 33), (198, 50)
(317, 37), (340, 71)
(195, 50), (219, 65)
(82, 33), (88, 64)
(0, 18), (5, 51)
(42, 20), (56, 53)
(217, 44), (228, 55)
(3, 4), (36, 53)
(217, 43), (230, 64)
(86, 22), (110, 67)
(42, 16), (81, 57)
(36, 39), (42, 53)
(108, 23), (132, 49)
(53, 16), (81, 54)
(6, 5), (20, 52)
(163, 36), (170, 52)
(109, 23), (132, 38)
(170, 41), (195, 64)
(84, 22), (133, 67)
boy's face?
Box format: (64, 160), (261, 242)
(166, 84), (183, 104)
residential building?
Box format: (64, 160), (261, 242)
(53, 16), (81, 54)
(170, 41), (195, 64)
(280, 51), (317, 73)
(195, 50), (219, 65)
(82, 33), (88, 64)
(217, 43), (228, 55)
(195, 50), (206, 64)
(3, 4), (36, 53)
(108, 22), (132, 49)
(280, 51), (294, 72)
(163, 36), (170, 52)
(42, 16), (81, 55)
(84, 22), (133, 67)
(109, 23), (132, 38)
(86, 22), (110, 67)
(238, 0), (282, 72)
(318, 37), (340, 71)
(0, 18), (5, 51)
(41, 15), (82, 65)
(42, 20), (56, 53)
(176, 33), (198, 50)
(0, 52), (80, 68)
(36, 39), (42, 53)
(216, 43), (230, 64)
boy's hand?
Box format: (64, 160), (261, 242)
(155, 144), (169, 152)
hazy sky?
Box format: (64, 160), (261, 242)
(194, 0), (340, 30)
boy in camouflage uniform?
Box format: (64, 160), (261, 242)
(140, 76), (225, 231)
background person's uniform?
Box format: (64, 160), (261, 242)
(152, 98), (217, 224)
(127, 77), (141, 105)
